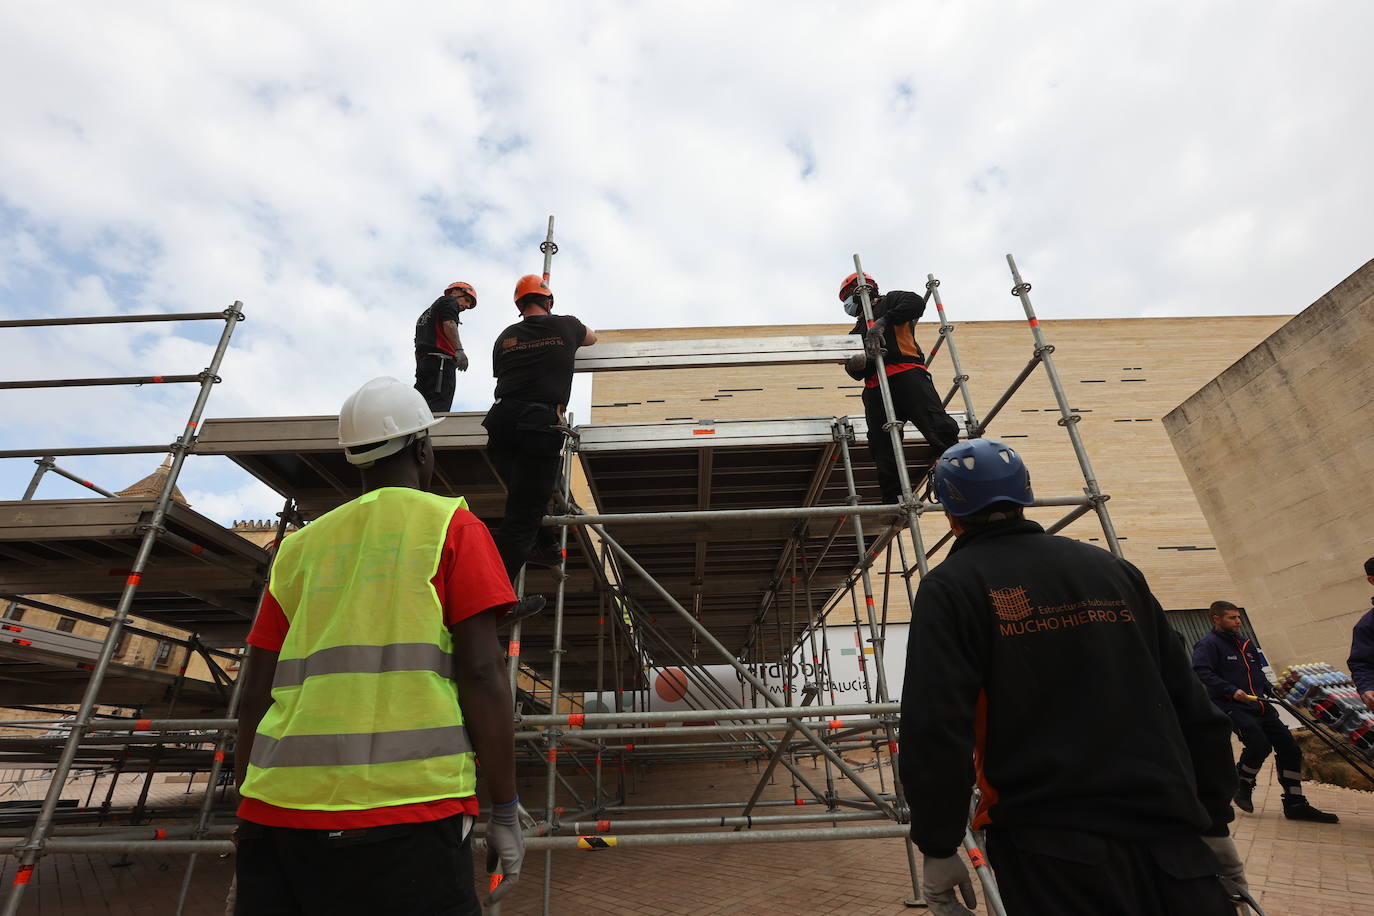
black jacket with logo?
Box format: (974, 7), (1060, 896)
(899, 520), (1236, 858)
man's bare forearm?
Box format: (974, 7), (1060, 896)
(235, 647), (278, 787)
(457, 648), (517, 803)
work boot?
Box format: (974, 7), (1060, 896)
(527, 542), (565, 570)
(1282, 794), (1339, 823)
(499, 595), (546, 629)
(1233, 782), (1255, 814)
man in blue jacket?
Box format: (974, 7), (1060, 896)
(1192, 600), (1337, 822)
(1348, 557), (1374, 712)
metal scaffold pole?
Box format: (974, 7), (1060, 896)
(2, 302), (245, 916)
(1005, 254), (1123, 557)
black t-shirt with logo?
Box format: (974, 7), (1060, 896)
(491, 314), (587, 405)
(415, 296), (462, 357)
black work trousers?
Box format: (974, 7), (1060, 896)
(484, 400), (564, 584)
(1226, 703), (1303, 789)
(985, 827), (1234, 916)
(862, 367), (960, 503)
(235, 814), (479, 916)
(415, 351), (457, 413)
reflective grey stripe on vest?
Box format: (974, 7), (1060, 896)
(272, 643), (454, 689)
(251, 725), (473, 769)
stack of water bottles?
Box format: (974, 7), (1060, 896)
(1275, 663), (1374, 759)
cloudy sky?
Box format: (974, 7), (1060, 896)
(1, 3), (1370, 523)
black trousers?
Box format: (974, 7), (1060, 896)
(1226, 703), (1303, 789)
(861, 367), (960, 502)
(415, 352), (457, 413)
(235, 814), (479, 916)
(484, 400), (564, 584)
(985, 827), (1234, 916)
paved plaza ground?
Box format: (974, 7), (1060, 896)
(1, 745), (1370, 915)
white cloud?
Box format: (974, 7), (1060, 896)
(1, 2), (1371, 512)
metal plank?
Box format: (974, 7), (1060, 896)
(574, 335), (862, 372)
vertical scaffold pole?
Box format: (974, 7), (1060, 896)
(926, 274), (980, 436)
(175, 498), (296, 915)
(540, 431), (576, 916)
(2, 302), (245, 916)
(540, 215), (558, 283)
(1005, 255), (1121, 557)
(851, 255), (933, 578)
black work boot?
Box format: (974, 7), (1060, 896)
(1233, 782), (1255, 814)
(1282, 793), (1339, 823)
(499, 594), (546, 629)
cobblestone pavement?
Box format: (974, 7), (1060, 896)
(0, 747), (1370, 914)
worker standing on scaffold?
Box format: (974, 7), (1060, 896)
(234, 378), (526, 914)
(414, 280), (476, 412)
(900, 439), (1252, 915)
(839, 272), (958, 505)
(483, 274), (597, 602)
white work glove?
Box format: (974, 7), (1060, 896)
(484, 797), (525, 906)
(922, 854), (977, 914)
(1202, 835), (1249, 897)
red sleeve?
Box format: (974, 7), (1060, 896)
(246, 587), (289, 651)
(435, 509), (517, 627)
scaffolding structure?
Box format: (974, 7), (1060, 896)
(0, 256), (1125, 915)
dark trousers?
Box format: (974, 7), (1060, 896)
(484, 400), (564, 584)
(985, 827), (1234, 916)
(862, 367), (960, 502)
(415, 352), (457, 413)
(235, 814), (479, 916)
(1226, 703), (1303, 790)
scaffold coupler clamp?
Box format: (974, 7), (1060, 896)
(1034, 343), (1056, 358)
(925, 277), (940, 291)
(1056, 412), (1081, 427)
(223, 306), (246, 321)
(1011, 281), (1032, 296)
(833, 418), (857, 444)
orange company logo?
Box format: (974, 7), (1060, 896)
(501, 337), (518, 350)
(989, 586), (1034, 622)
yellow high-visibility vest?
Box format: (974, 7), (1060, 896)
(239, 487), (476, 810)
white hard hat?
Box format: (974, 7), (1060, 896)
(338, 377), (442, 466)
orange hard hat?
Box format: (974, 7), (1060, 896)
(839, 272), (877, 301)
(444, 281), (476, 302)
(514, 274), (553, 304)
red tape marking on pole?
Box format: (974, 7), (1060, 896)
(547, 749), (557, 763)
(489, 874), (502, 893)
(968, 847), (987, 867)
(597, 819), (611, 831)
(828, 719), (843, 729)
(508, 640), (521, 657)
(154, 829), (167, 840)
(152, 376), (165, 383)
(136, 719), (152, 731)
(214, 749), (225, 762)
(624, 743), (635, 751)
(14, 639), (32, 647)
(13, 865), (33, 885)
(126, 573), (142, 586)
(1028, 318), (1039, 327)
(794, 798), (805, 806)
(691, 429), (716, 435)
(889, 740), (899, 755)
(865, 595), (875, 606)
(567, 713), (585, 727)
(191, 544), (203, 554)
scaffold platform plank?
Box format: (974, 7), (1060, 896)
(574, 335), (862, 372)
(0, 498), (268, 646)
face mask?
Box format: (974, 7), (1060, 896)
(842, 295), (863, 317)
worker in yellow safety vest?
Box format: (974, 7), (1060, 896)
(234, 377), (525, 915)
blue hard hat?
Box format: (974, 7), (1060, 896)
(933, 438), (1034, 516)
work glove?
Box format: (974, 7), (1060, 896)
(1202, 835), (1249, 897)
(455, 348), (470, 372)
(922, 854), (977, 914)
(844, 353), (869, 377)
(484, 798), (525, 906)
(864, 317), (888, 361)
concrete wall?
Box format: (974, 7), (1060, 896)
(1164, 259), (1374, 671)
(589, 313), (1289, 618)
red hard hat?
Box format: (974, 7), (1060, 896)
(839, 272), (877, 301)
(514, 274), (553, 304)
(444, 281), (476, 302)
